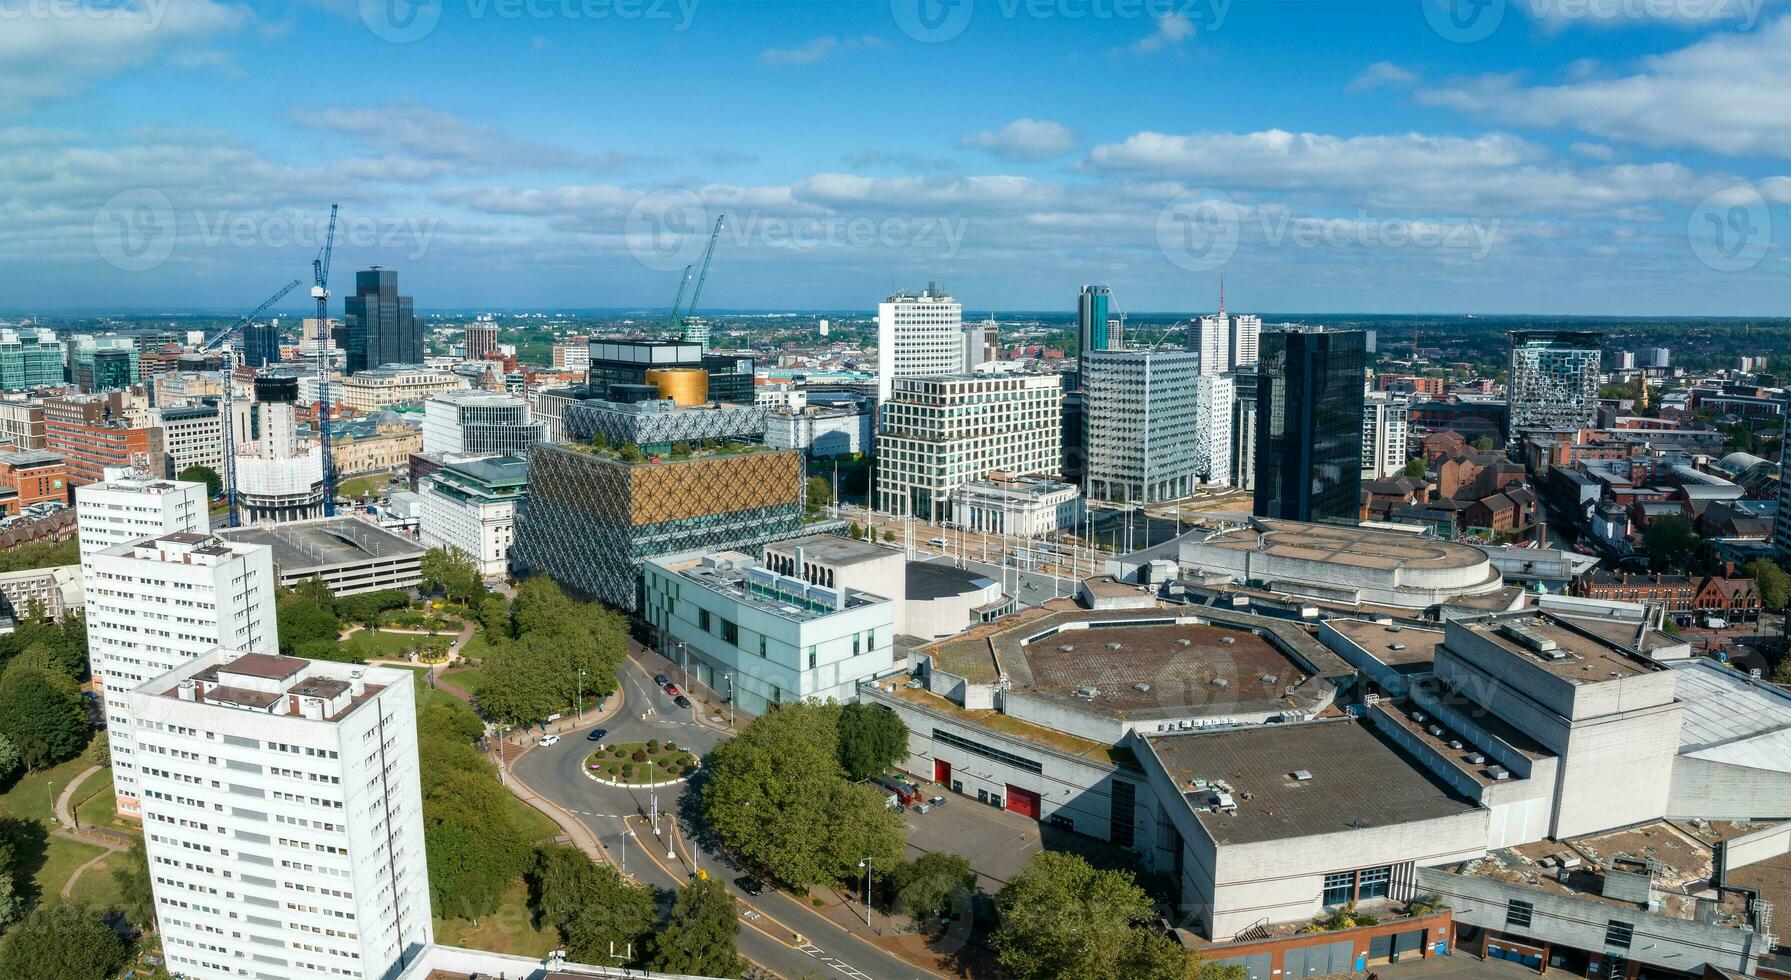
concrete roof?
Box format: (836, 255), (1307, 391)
(906, 561), (995, 600)
(217, 517), (423, 571)
(1672, 658), (1791, 774)
(1469, 613), (1664, 682)
(772, 533), (899, 568)
(1145, 717), (1482, 845)
(1326, 618), (1445, 668)
(1201, 519), (1488, 572)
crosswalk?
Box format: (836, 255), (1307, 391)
(794, 943), (877, 980)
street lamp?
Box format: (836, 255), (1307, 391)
(725, 672), (736, 727)
(858, 857), (874, 933)
(619, 829), (636, 873)
(678, 641), (689, 695)
(576, 667), (587, 720)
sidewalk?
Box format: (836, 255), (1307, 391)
(494, 697), (627, 869)
(632, 641), (757, 735)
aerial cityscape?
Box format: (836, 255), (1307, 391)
(1, 2), (1790, 980)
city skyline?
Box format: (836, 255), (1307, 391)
(5, 1), (1789, 315)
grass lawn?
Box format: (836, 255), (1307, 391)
(432, 879), (559, 957)
(337, 471), (399, 500)
(459, 627), (504, 661)
(500, 790), (564, 844)
(70, 768), (141, 837)
(440, 664), (487, 696)
(65, 848), (125, 907)
(343, 628), (454, 661)
(0, 759), (135, 907)
(584, 742), (698, 784)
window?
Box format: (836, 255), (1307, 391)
(853, 633), (861, 656)
(1603, 920), (1633, 949)
(1357, 866), (1391, 901)
(698, 609), (710, 633)
(808, 648), (817, 669)
(721, 620), (738, 645)
(758, 635), (767, 659)
(1506, 899), (1533, 929)
(1322, 871), (1355, 907)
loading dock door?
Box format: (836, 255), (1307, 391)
(1006, 785), (1041, 819)
(934, 759), (952, 785)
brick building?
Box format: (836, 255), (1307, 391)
(43, 392), (163, 486)
(0, 449), (68, 514)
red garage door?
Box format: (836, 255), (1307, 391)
(934, 759), (952, 785)
(1006, 785), (1041, 820)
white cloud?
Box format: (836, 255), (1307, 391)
(842, 149), (956, 172)
(1571, 141), (1616, 160)
(1114, 12), (1197, 57)
(758, 35), (883, 67)
(1419, 16), (1791, 157)
(0, 0), (248, 117)
(1348, 61), (1419, 93)
(958, 119), (1079, 161)
(291, 105), (650, 173)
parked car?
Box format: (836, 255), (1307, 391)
(585, 728), (608, 742)
(734, 875), (765, 897)
(538, 734), (560, 747)
(673, 694), (693, 709)
(653, 673), (670, 687)
(664, 683), (681, 697)
(873, 774), (922, 808)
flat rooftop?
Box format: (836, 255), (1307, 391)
(872, 673), (1136, 768)
(769, 533), (899, 568)
(907, 561), (996, 600)
(1672, 659), (1791, 771)
(1328, 618), (1446, 669)
(1146, 718), (1483, 845)
(1469, 614), (1662, 681)
(1199, 519), (1489, 572)
(217, 517), (424, 570)
(656, 553), (886, 623)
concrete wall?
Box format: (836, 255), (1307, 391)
(1551, 701), (1682, 839)
(1722, 818), (1791, 872)
(1670, 756), (1791, 823)
(1417, 867), (1763, 975)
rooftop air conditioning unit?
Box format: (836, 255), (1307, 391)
(1075, 686), (1099, 698)
(1134, 683), (1151, 693)
(1390, 643), (1407, 651)
(1176, 638), (1192, 647)
(1210, 677), (1229, 688)
(1059, 644), (1075, 652)
(1466, 752), (1486, 764)
(1291, 770), (1313, 781)
(1428, 725), (1446, 737)
(1488, 765), (1511, 781)
(1221, 636), (1236, 645)
(1106, 642), (1122, 650)
(1413, 711), (1428, 724)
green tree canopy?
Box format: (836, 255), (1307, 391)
(886, 851), (974, 923)
(1642, 516), (1701, 569)
(0, 538), (77, 575)
(0, 667), (88, 770)
(648, 876), (747, 978)
(992, 851), (1188, 980)
(476, 580), (626, 725)
(1402, 458), (1428, 480)
(836, 701), (908, 780)
(528, 844), (655, 965)
(0, 903), (129, 980)
(334, 588), (409, 628)
(1745, 558), (1790, 613)
(111, 839), (156, 934)
(0, 735), (21, 784)
(805, 475), (832, 515)
(420, 547), (485, 604)
(702, 702), (905, 889)
(178, 464), (223, 498)
(276, 579), (343, 656)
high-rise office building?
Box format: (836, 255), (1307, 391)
(1507, 330), (1601, 436)
(241, 321), (280, 368)
(233, 375), (325, 525)
(876, 283), (961, 404)
(1361, 392), (1411, 480)
(86, 532), (276, 817)
(1231, 368), (1258, 492)
(421, 389), (545, 457)
(343, 267), (421, 374)
(1255, 328), (1365, 524)
(149, 404), (225, 477)
(1083, 348), (1201, 503)
(0, 328), (64, 391)
(876, 372), (1062, 520)
(131, 651), (432, 979)
(75, 470), (210, 562)
(1194, 373), (1234, 488)
(961, 320), (996, 372)
(1195, 313), (1262, 373)
(1076, 285), (1112, 369)
(464, 321), (499, 361)
(1643, 346), (1671, 369)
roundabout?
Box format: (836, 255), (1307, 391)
(583, 740), (699, 786)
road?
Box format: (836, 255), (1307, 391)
(513, 655), (936, 979)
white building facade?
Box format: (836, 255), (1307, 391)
(949, 475), (1081, 537)
(417, 457), (528, 580)
(86, 533), (277, 817)
(151, 405), (225, 478)
(420, 389), (544, 457)
(875, 373), (1062, 522)
(75, 471), (211, 563)
(131, 652), (433, 980)
(1361, 393), (1411, 479)
(765, 406), (872, 458)
(1083, 348), (1202, 503)
(876, 283), (962, 404)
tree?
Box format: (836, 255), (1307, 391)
(277, 579), (343, 656)
(529, 844), (655, 964)
(1473, 435), (1495, 451)
(475, 592), (512, 640)
(1746, 558), (1791, 613)
(0, 903), (129, 980)
(83, 730), (109, 768)
(992, 851), (1188, 980)
(886, 851), (974, 923)
(837, 702), (908, 780)
(1402, 458), (1428, 480)
(334, 588), (408, 628)
(420, 547), (485, 604)
(1642, 516), (1700, 569)
(178, 464), (223, 498)
(0, 735), (21, 784)
(648, 877), (747, 978)
(0, 667), (88, 769)
(703, 702), (905, 889)
(805, 475), (832, 515)
(426, 821), (521, 922)
(882, 530), (896, 543)
(112, 839), (156, 933)
(0, 538), (77, 574)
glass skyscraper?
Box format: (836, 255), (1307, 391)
(1077, 284), (1111, 358)
(241, 322), (279, 368)
(1254, 327), (1365, 525)
(343, 267), (420, 374)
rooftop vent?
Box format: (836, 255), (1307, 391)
(1075, 686), (1100, 698)
(1221, 636), (1236, 645)
(1488, 765), (1511, 781)
(1413, 711), (1428, 724)
(1260, 674), (1278, 684)
(1428, 725), (1446, 737)
(1291, 770), (1313, 781)
(1210, 677), (1230, 688)
(1466, 752), (1486, 764)
(1134, 683), (1151, 693)
(1106, 642), (1122, 650)
(1058, 644), (1075, 652)
(1449, 740), (1464, 750)
(1175, 638), (1192, 647)
(1389, 643), (1407, 651)
(1500, 622), (1563, 658)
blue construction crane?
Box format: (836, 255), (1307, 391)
(311, 204), (338, 515)
(680, 213), (725, 352)
(201, 279), (303, 527)
(665, 263), (693, 331)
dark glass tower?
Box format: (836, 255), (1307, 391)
(241, 322), (279, 368)
(1254, 328), (1365, 525)
(343, 267), (420, 374)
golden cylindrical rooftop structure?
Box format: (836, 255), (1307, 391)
(646, 368), (708, 407)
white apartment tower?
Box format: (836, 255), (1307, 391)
(87, 532), (277, 817)
(876, 373), (1062, 522)
(130, 651), (432, 979)
(420, 389), (545, 457)
(1362, 393), (1411, 480)
(1193, 374), (1235, 488)
(75, 469), (211, 563)
(876, 283), (962, 404)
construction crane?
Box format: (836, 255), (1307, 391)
(201, 279), (303, 527)
(311, 204), (338, 516)
(665, 263), (693, 331)
(680, 213), (725, 352)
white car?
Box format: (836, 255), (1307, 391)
(539, 734), (560, 747)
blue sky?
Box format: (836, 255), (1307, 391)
(5, 0), (1790, 314)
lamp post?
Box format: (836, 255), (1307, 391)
(678, 641), (689, 695)
(858, 857), (875, 933)
(576, 666), (587, 720)
(619, 829), (635, 873)
(725, 672), (736, 727)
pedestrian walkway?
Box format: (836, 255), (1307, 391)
(51, 765), (131, 898)
(632, 641), (756, 734)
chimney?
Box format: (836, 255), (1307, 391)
(178, 679), (197, 702)
(349, 670), (365, 697)
(794, 546), (807, 583)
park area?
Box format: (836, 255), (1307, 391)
(585, 741), (699, 784)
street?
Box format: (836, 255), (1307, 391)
(510, 654), (938, 979)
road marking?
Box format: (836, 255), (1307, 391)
(793, 946), (876, 980)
